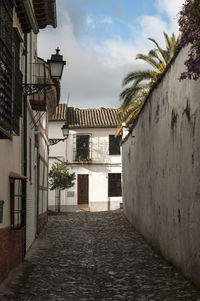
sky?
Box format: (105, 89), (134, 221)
(38, 0), (185, 109)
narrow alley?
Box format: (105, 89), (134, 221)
(1, 210), (200, 301)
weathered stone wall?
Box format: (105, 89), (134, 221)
(122, 46), (200, 286)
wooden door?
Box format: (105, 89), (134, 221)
(78, 174), (89, 204)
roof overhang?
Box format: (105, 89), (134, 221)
(9, 172), (27, 180)
(14, 0), (57, 34)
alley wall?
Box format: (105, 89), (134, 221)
(122, 46), (200, 286)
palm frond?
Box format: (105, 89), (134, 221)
(117, 32), (181, 136)
(148, 50), (165, 71)
(136, 53), (161, 72)
(148, 37), (168, 64)
(115, 99), (145, 136)
(122, 70), (154, 86)
(120, 85), (142, 110)
(163, 32), (171, 50)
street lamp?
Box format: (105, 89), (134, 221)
(47, 47), (66, 80)
(48, 122), (69, 146)
(61, 122), (69, 138)
(23, 47), (66, 96)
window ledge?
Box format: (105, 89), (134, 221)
(73, 159), (92, 164)
(0, 126), (11, 140)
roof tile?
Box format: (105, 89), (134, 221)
(49, 104), (120, 128)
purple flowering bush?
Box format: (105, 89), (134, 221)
(178, 0), (200, 80)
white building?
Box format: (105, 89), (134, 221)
(0, 0), (59, 284)
(48, 105), (122, 212)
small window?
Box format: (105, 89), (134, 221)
(108, 173), (122, 197)
(109, 135), (121, 155)
(10, 176), (26, 229)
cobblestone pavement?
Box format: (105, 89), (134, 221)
(1, 210), (200, 301)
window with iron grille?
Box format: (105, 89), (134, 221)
(108, 173), (122, 197)
(0, 1), (22, 137)
(109, 135), (122, 155)
(0, 0), (13, 136)
(12, 28), (23, 136)
(10, 178), (25, 230)
(75, 135), (91, 161)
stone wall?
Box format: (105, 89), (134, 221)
(122, 46), (200, 287)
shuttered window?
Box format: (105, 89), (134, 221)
(0, 0), (13, 136)
(12, 28), (23, 135)
(108, 173), (122, 197)
(109, 135), (121, 155)
(0, 1), (22, 137)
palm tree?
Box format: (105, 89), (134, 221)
(116, 32), (181, 136)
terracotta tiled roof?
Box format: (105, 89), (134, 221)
(49, 104), (120, 128)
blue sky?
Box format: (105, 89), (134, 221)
(38, 0), (184, 108)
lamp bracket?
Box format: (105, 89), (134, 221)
(23, 83), (55, 96)
(48, 137), (67, 146)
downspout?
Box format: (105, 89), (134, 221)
(22, 33), (28, 256)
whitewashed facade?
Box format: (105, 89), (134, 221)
(0, 0), (58, 283)
(48, 105), (122, 212)
(121, 46), (200, 287)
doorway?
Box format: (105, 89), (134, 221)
(78, 174), (89, 206)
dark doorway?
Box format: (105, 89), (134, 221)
(78, 174), (89, 205)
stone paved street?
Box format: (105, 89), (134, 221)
(1, 210), (200, 301)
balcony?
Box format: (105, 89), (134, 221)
(73, 134), (92, 164)
(28, 59), (60, 114)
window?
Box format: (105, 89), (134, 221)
(108, 173), (122, 197)
(12, 28), (23, 135)
(10, 175), (26, 229)
(76, 135), (90, 161)
(0, 1), (22, 138)
(0, 0), (13, 136)
(109, 135), (122, 155)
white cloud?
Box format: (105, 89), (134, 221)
(156, 0), (184, 18)
(139, 15), (168, 46)
(86, 16), (94, 27)
(38, 12), (136, 108)
(38, 1), (184, 109)
(156, 0), (185, 33)
(100, 16), (113, 25)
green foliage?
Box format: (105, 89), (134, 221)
(120, 32), (181, 112)
(116, 32), (181, 136)
(49, 162), (75, 191)
(178, 0), (200, 80)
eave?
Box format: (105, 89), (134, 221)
(14, 0), (57, 34)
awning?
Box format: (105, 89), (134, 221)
(9, 172), (27, 180)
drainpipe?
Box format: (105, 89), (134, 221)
(22, 33), (28, 256)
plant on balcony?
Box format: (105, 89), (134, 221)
(74, 155), (92, 163)
(49, 162), (75, 190)
(178, 0), (200, 80)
